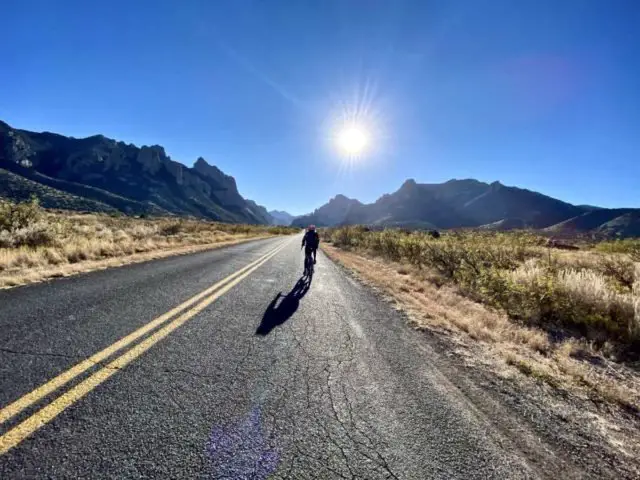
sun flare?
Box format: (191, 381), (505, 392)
(337, 126), (369, 156)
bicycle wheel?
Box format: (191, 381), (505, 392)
(307, 256), (314, 276)
(306, 255), (313, 276)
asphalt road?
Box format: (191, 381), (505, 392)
(0, 235), (539, 479)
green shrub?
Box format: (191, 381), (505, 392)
(0, 230), (12, 248)
(597, 255), (636, 291)
(330, 226), (357, 247)
(0, 197), (55, 247)
(159, 222), (183, 236)
(0, 196), (43, 232)
(11, 222), (56, 247)
(399, 235), (425, 268)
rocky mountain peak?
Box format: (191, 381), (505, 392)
(136, 145), (168, 174)
(330, 194), (353, 204)
(194, 156), (237, 187)
(194, 156), (209, 169)
(400, 178), (418, 189)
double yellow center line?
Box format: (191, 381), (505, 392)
(0, 239), (289, 455)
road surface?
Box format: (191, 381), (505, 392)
(0, 235), (539, 479)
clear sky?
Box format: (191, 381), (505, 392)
(3, 0), (639, 215)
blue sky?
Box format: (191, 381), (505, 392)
(3, 0), (639, 214)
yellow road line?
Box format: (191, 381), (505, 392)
(0, 239), (288, 427)
(0, 242), (285, 455)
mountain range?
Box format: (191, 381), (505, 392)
(0, 120), (272, 224)
(292, 179), (640, 237)
(2, 120), (637, 236)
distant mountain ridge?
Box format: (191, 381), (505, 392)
(268, 210), (295, 226)
(292, 179), (639, 237)
(0, 120), (271, 224)
(293, 194), (363, 228)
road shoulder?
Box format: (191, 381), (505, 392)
(322, 243), (640, 479)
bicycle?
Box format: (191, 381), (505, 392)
(303, 248), (315, 277)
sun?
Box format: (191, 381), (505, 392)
(337, 126), (369, 156)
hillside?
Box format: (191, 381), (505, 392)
(0, 120), (271, 224)
(478, 218), (528, 231)
(547, 209), (640, 237)
(459, 181), (583, 228)
(0, 168), (117, 213)
(296, 179), (640, 237)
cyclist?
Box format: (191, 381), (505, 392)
(301, 225), (320, 264)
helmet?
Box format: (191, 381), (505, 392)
(308, 225), (316, 231)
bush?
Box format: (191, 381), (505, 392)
(399, 235), (425, 268)
(127, 223), (157, 240)
(0, 197), (43, 232)
(598, 255), (636, 291)
(0, 197), (55, 247)
(159, 222), (182, 236)
(11, 222), (56, 247)
(331, 227), (355, 248)
(0, 230), (12, 248)
(557, 269), (639, 343)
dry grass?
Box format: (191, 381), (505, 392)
(558, 269), (639, 323)
(0, 198), (295, 288)
(0, 236), (268, 288)
(322, 243), (640, 412)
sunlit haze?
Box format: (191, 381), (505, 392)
(337, 126), (369, 157)
(2, 1), (639, 215)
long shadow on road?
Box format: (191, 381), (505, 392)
(256, 275), (312, 336)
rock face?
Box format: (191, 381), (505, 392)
(293, 178), (640, 237)
(0, 120), (271, 224)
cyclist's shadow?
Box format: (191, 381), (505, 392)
(255, 276), (312, 336)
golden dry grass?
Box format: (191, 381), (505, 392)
(0, 208), (295, 289)
(0, 236), (267, 288)
(322, 244), (640, 412)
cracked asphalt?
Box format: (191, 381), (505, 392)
(0, 235), (539, 479)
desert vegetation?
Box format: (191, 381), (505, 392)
(323, 226), (640, 409)
(0, 197), (295, 288)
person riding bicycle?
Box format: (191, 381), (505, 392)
(301, 225), (320, 264)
